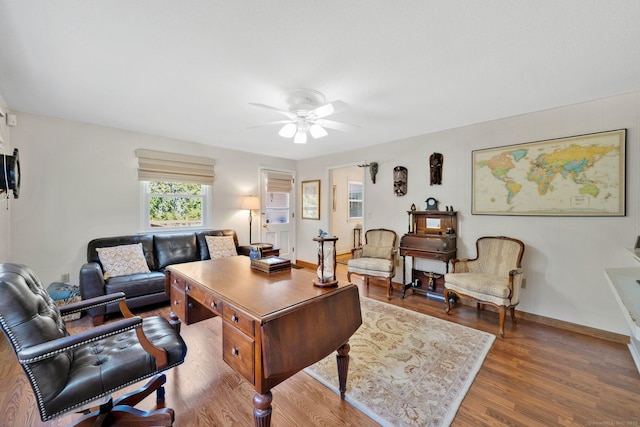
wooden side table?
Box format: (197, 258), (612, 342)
(261, 247), (280, 257)
(250, 243), (280, 258)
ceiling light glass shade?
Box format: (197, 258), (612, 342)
(309, 124), (328, 139)
(278, 123), (297, 138)
(293, 130), (308, 144)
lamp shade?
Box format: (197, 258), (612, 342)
(241, 196), (260, 210)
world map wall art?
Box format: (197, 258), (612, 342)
(472, 129), (626, 216)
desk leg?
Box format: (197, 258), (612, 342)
(253, 391), (272, 427)
(336, 342), (351, 398)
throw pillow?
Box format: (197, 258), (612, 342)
(205, 235), (238, 259)
(96, 243), (151, 279)
(361, 245), (393, 259)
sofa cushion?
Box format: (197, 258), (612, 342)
(96, 243), (151, 279)
(104, 272), (167, 298)
(205, 235), (238, 259)
(196, 229), (239, 260)
(154, 233), (199, 270)
(88, 234), (156, 271)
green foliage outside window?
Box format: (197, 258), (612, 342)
(148, 182), (204, 227)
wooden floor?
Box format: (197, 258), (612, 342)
(2, 264), (640, 426)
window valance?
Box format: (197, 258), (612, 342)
(135, 149), (215, 185)
(266, 172), (292, 193)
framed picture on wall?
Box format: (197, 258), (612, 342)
(302, 180), (321, 220)
(472, 129), (626, 216)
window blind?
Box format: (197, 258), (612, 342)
(135, 149), (215, 185)
(266, 172), (293, 193)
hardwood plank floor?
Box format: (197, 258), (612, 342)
(1, 264), (639, 426)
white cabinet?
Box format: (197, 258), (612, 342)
(605, 249), (640, 373)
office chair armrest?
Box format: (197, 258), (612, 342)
(17, 316), (142, 364)
(58, 291), (127, 317)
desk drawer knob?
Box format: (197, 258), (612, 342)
(231, 347), (239, 356)
(210, 302), (217, 309)
(173, 300), (180, 306)
(186, 285), (191, 292)
(231, 314), (239, 323)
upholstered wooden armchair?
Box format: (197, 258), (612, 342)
(347, 228), (398, 299)
(443, 236), (525, 337)
(0, 263), (188, 426)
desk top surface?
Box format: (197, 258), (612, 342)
(167, 256), (356, 321)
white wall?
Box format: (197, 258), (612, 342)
(297, 92), (640, 334)
(0, 94), (11, 262)
(7, 112), (296, 285)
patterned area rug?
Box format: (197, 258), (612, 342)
(304, 297), (495, 427)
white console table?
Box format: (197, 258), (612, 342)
(604, 249), (640, 373)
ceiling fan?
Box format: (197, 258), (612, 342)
(248, 89), (358, 144)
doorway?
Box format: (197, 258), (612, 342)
(259, 169), (295, 261)
(329, 165), (364, 262)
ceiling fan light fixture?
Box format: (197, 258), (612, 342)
(293, 130), (308, 144)
(309, 124), (328, 139)
(278, 123), (297, 138)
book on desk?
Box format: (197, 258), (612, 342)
(251, 256), (291, 273)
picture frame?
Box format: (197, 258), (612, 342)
(302, 180), (321, 220)
(472, 129), (626, 216)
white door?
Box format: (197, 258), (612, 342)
(260, 170), (295, 261)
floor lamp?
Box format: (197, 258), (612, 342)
(241, 196), (260, 244)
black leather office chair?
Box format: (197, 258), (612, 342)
(0, 263), (187, 426)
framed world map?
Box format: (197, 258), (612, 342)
(472, 129), (626, 216)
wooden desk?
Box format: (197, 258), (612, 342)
(165, 256), (362, 427)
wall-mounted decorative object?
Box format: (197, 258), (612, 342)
(472, 129), (626, 216)
(302, 180), (321, 220)
(393, 166), (407, 196)
(430, 152), (443, 185)
(332, 185), (336, 212)
(358, 162), (379, 184)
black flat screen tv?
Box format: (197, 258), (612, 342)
(1, 148), (20, 199)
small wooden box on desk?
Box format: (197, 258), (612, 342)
(400, 210), (457, 300)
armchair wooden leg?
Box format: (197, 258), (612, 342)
(443, 290), (451, 314)
(498, 306), (506, 338)
(91, 314), (105, 326)
(347, 271), (352, 283)
(386, 278), (392, 300)
(510, 306), (518, 324)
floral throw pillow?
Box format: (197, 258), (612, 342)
(205, 235), (238, 259)
(96, 243), (151, 279)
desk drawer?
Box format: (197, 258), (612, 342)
(223, 303), (255, 337)
(223, 322), (255, 385)
(185, 283), (223, 315)
(169, 284), (186, 322)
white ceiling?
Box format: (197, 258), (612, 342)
(1, 1), (639, 160)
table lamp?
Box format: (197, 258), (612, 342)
(241, 196), (260, 244)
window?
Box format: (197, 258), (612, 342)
(265, 191), (290, 224)
(348, 180), (363, 220)
(143, 181), (209, 229)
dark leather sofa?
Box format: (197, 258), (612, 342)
(80, 229), (252, 325)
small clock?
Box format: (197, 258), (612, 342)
(425, 197), (438, 211)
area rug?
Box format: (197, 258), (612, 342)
(304, 297), (495, 427)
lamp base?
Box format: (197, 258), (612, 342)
(312, 278), (338, 288)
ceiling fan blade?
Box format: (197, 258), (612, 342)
(246, 119), (294, 129)
(315, 118), (360, 132)
(309, 100), (348, 119)
(249, 103), (296, 119)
